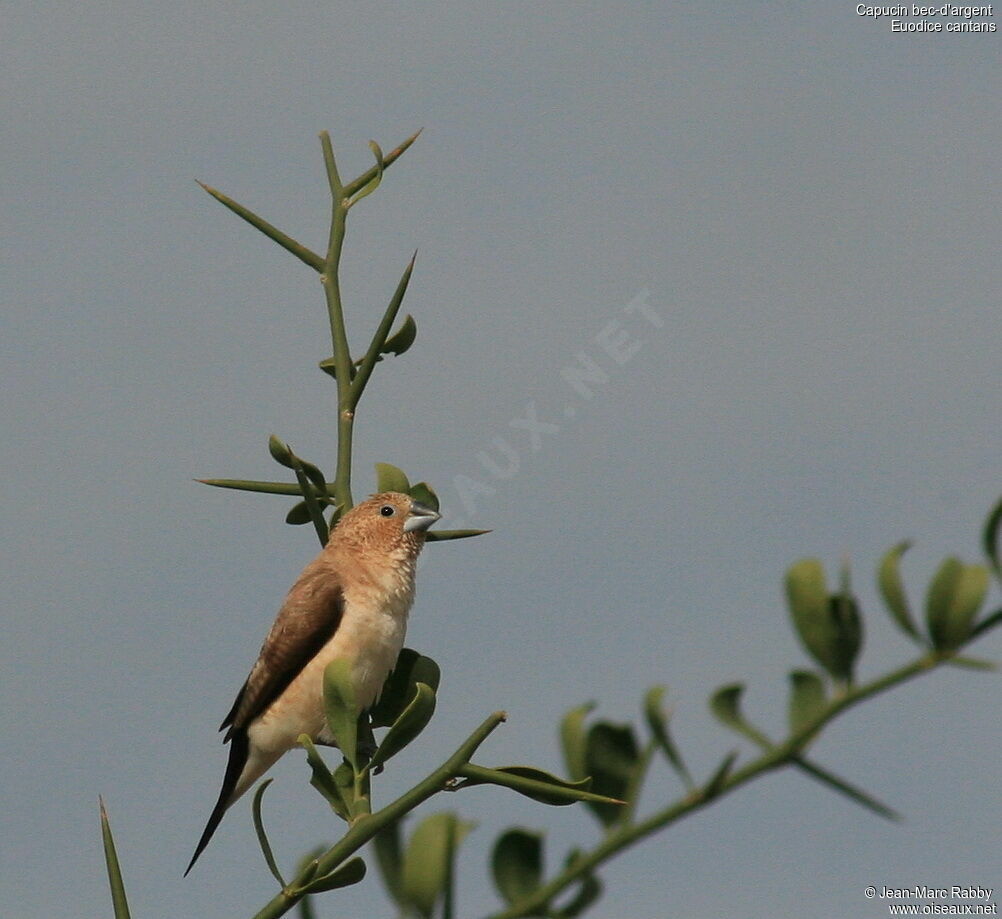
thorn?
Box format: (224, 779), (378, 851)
(389, 128), (423, 159)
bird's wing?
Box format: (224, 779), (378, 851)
(220, 568), (344, 740)
(186, 563), (345, 876)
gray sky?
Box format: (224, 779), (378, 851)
(2, 4), (1000, 918)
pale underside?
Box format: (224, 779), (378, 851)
(231, 549), (416, 803)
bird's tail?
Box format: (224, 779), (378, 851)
(184, 730), (260, 876)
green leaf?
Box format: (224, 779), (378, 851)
(372, 821), (407, 909)
(401, 813), (471, 919)
(425, 528), (492, 542)
(704, 750), (738, 798)
(787, 670), (827, 735)
(560, 702), (596, 782)
(375, 462), (410, 494)
(251, 780), (285, 886)
(383, 314), (417, 356)
(299, 459), (329, 498)
(709, 684), (771, 747)
(878, 541), (920, 639)
(491, 828), (544, 907)
(459, 764), (619, 807)
(709, 684), (746, 733)
(584, 722), (640, 825)
(268, 434), (295, 469)
(345, 140), (384, 208)
(785, 558), (831, 666)
(285, 501), (313, 525)
(951, 565), (991, 644)
(99, 798), (132, 919)
(371, 649), (441, 728)
(784, 559), (862, 682)
(266, 436), (332, 541)
(926, 559), (989, 650)
(369, 682), (436, 771)
(290, 458), (330, 547)
(643, 686), (693, 789)
(408, 481), (440, 513)
(926, 557), (962, 646)
(341, 127), (422, 200)
(984, 496), (1002, 579)
(827, 590), (863, 683)
(300, 857), (367, 894)
(322, 659), (359, 771)
(322, 315), (417, 384)
(299, 735), (349, 820)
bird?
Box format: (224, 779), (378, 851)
(185, 491), (440, 875)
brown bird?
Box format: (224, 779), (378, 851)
(185, 491), (440, 875)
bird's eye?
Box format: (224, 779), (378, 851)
(380, 505), (396, 517)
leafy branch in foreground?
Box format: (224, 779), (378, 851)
(240, 652), (620, 919)
(467, 498), (1001, 919)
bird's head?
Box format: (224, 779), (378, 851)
(331, 491), (440, 555)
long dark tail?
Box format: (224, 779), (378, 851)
(184, 730), (250, 876)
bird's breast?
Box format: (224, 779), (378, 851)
(247, 576), (414, 756)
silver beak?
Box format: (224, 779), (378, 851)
(404, 500), (441, 533)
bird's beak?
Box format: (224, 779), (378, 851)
(404, 501), (441, 533)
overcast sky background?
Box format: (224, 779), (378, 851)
(2, 4), (1000, 919)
